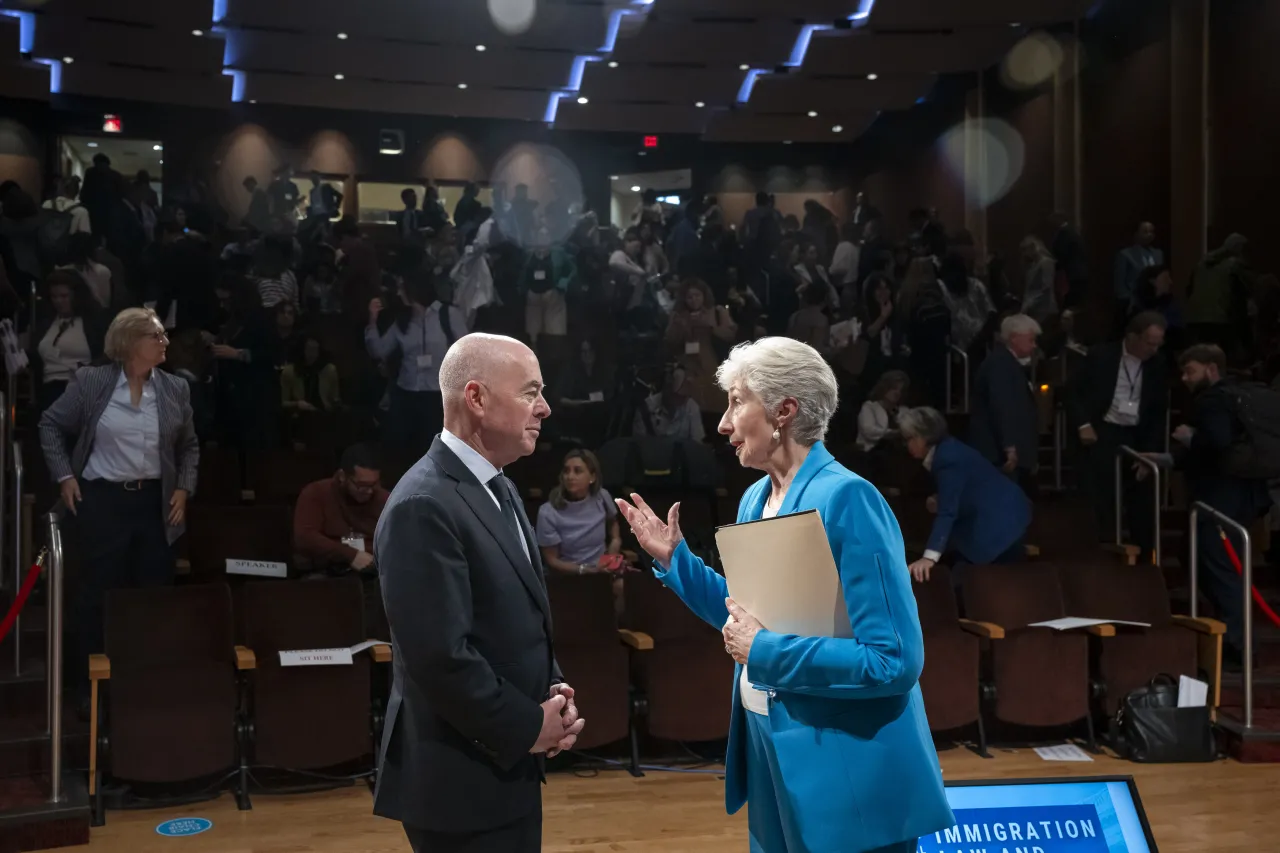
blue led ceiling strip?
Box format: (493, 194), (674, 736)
(545, 0), (655, 125)
(213, 0), (248, 101)
(735, 0), (876, 105)
(0, 9), (61, 94)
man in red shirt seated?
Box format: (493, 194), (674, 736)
(294, 443), (389, 576)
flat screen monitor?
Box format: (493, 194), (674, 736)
(917, 776), (1158, 853)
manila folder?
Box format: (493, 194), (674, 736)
(715, 509), (851, 638)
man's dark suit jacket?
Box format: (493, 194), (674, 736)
(969, 345), (1038, 471)
(372, 436), (560, 834)
(1180, 380), (1271, 520)
(1067, 340), (1169, 452)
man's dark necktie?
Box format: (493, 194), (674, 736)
(487, 475), (532, 565)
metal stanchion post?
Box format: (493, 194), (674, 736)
(45, 511), (64, 802)
(1189, 506), (1199, 618)
(11, 441), (21, 674)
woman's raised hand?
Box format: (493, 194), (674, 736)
(615, 493), (683, 567)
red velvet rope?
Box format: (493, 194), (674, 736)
(0, 556), (44, 645)
(1217, 525), (1280, 630)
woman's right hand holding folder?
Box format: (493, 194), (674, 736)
(615, 493), (683, 568)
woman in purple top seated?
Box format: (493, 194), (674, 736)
(536, 449), (622, 575)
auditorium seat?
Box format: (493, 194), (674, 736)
(1058, 561), (1224, 716)
(623, 569), (734, 745)
(185, 504), (293, 581)
(239, 577), (380, 776)
(914, 563), (988, 755)
(89, 583), (249, 825)
(544, 572), (637, 770)
(960, 563), (1097, 749)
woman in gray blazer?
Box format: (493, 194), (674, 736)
(39, 307), (199, 696)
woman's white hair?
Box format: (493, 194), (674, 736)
(999, 313), (1042, 342)
(715, 337), (838, 446)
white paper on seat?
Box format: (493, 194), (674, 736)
(1178, 675), (1209, 707)
(715, 509), (850, 638)
(1033, 744), (1094, 762)
(1028, 617), (1151, 630)
(278, 640), (390, 666)
(226, 558), (288, 578)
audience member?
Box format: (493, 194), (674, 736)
(786, 274), (832, 354)
(38, 307), (198, 704)
(281, 335), (342, 413)
(793, 242), (837, 308)
(29, 270), (107, 413)
(969, 314), (1042, 488)
(56, 230), (112, 308)
(1172, 345), (1273, 669)
(365, 271), (466, 452)
(856, 370), (910, 452)
(1049, 211), (1089, 308)
(293, 443), (389, 575)
(1018, 235), (1057, 324)
(210, 273), (281, 449)
(535, 449), (622, 575)
(1113, 221), (1163, 314)
(829, 220), (861, 305)
(42, 175), (91, 235)
(635, 367), (705, 442)
(520, 226), (576, 350)
(1068, 311), (1169, 553)
(664, 280), (736, 413)
(1187, 233), (1254, 366)
(900, 406), (1031, 584)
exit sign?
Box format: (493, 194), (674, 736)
(643, 135), (659, 148)
(102, 114), (122, 133)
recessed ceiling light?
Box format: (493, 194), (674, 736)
(867, 73), (878, 80)
(337, 32), (348, 39)
(782, 140), (792, 145)
(63, 56), (74, 64)
(739, 64), (750, 71)
(249, 99), (257, 104)
(695, 101), (705, 108)
(159, 159), (164, 165)
(831, 124), (843, 133)
(334, 73), (345, 80)
(153, 143), (162, 151)
(577, 96), (588, 104)
(476, 44), (486, 51)
(638, 151), (646, 156)
(1009, 22), (1021, 28)
(458, 82), (468, 89)
(807, 110), (818, 118)
(630, 186), (641, 192)
(87, 141), (98, 147)
(192, 29), (204, 36)
(608, 61), (618, 68)
(610, 175), (619, 180)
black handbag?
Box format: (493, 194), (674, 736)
(1113, 674), (1217, 763)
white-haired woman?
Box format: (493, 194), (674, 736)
(617, 337), (951, 853)
(39, 307), (199, 703)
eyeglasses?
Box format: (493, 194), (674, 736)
(148, 330), (169, 342)
(349, 480), (380, 492)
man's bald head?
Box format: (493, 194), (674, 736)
(439, 333), (550, 467)
(438, 333), (532, 403)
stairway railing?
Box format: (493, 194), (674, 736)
(1189, 501), (1254, 731)
(1115, 445), (1161, 566)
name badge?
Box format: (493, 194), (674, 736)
(417, 354), (433, 369)
(685, 342), (701, 355)
(342, 535), (366, 552)
(533, 269), (547, 281)
(588, 391), (605, 403)
(1117, 398), (1139, 418)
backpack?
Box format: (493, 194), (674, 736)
(1221, 381), (1280, 479)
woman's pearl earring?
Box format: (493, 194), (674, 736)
(772, 428), (781, 442)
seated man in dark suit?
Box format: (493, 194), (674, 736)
(372, 333), (585, 853)
(970, 313), (1041, 491)
(1173, 345), (1273, 669)
(900, 406), (1031, 584)
(1068, 311), (1169, 554)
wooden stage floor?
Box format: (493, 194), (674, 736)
(70, 749), (1278, 852)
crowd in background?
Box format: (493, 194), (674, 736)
(2, 157), (1279, 680)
